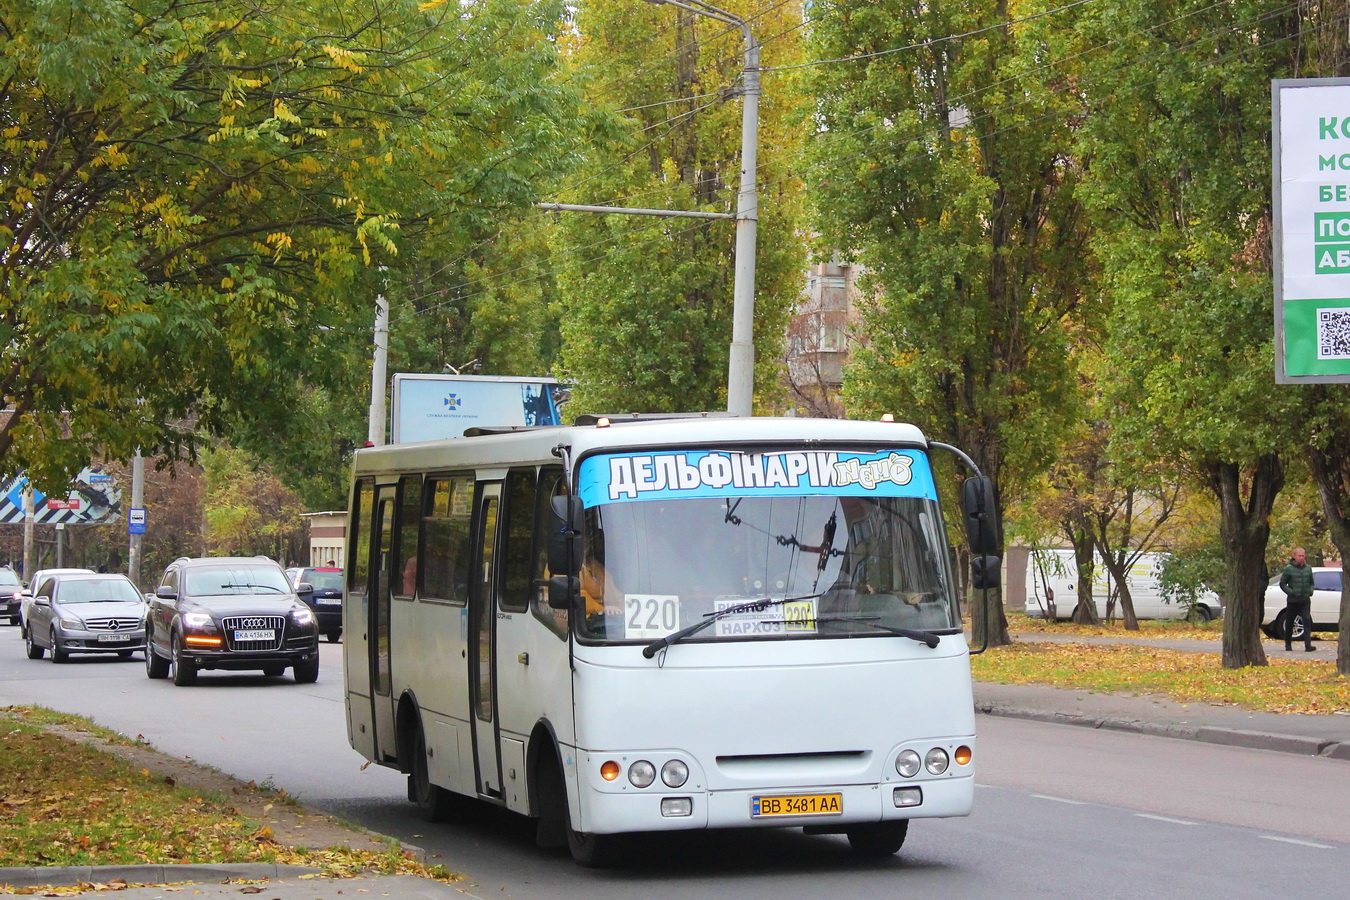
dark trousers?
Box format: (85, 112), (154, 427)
(1284, 599), (1313, 649)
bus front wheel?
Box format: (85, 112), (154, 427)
(565, 808), (622, 868)
(846, 820), (909, 857)
(537, 749), (622, 867)
(410, 725), (462, 822)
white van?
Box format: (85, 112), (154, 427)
(1024, 549), (1223, 622)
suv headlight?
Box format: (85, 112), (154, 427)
(291, 606), (314, 626)
(183, 612), (216, 631)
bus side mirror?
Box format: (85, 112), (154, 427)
(971, 555), (1001, 590)
(548, 575), (579, 609)
(548, 495), (583, 577)
(961, 476), (1001, 555)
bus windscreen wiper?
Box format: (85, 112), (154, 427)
(641, 593), (823, 659)
(812, 615), (942, 648)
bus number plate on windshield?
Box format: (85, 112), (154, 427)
(750, 793), (843, 818)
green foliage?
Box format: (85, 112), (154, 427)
(805, 0), (1087, 497)
(1157, 547), (1227, 610)
(202, 446), (305, 561)
(0, 0), (591, 496)
(551, 0), (805, 416)
(1079, 0), (1304, 465)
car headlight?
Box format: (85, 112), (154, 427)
(291, 606), (314, 626)
(183, 612), (216, 630)
(58, 616), (83, 630)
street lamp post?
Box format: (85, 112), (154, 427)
(642, 0), (761, 417)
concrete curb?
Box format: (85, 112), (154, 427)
(0, 863), (322, 890)
(975, 702), (1348, 759)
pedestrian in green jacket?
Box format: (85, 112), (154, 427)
(1278, 547), (1316, 652)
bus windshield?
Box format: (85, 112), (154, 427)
(574, 447), (959, 644)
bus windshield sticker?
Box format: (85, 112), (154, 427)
(624, 594), (682, 639)
(712, 597), (818, 638)
(577, 449), (936, 508)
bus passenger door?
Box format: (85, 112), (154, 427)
(470, 482), (503, 798)
(370, 487), (399, 764)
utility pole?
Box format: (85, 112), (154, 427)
(128, 450), (145, 586)
(368, 285), (390, 447)
(22, 483), (33, 580)
(547, 0), (760, 416)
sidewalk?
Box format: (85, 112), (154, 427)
(0, 869), (474, 899)
(978, 631), (1350, 760)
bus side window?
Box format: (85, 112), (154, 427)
(500, 468), (537, 613)
(422, 475), (474, 605)
(349, 478), (375, 600)
(532, 466), (568, 639)
(395, 475), (422, 600)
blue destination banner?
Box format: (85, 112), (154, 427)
(576, 449), (937, 508)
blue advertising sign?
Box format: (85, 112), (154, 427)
(576, 449), (937, 509)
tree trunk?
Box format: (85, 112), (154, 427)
(1102, 557), (1140, 630)
(969, 582), (1010, 648)
(1069, 526), (1100, 625)
(1209, 457), (1283, 668)
(1307, 435), (1350, 676)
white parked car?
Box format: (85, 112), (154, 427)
(1262, 567), (1342, 640)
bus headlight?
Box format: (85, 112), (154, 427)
(628, 760), (656, 788)
(895, 749), (922, 778)
(661, 759), (689, 788)
(924, 747), (950, 775)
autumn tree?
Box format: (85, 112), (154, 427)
(202, 447), (305, 562)
(551, 0), (806, 415)
(805, 2), (1091, 646)
(1077, 0), (1305, 667)
(0, 0), (591, 496)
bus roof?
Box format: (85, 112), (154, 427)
(353, 415), (930, 476)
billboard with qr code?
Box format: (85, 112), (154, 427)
(1273, 78), (1350, 381)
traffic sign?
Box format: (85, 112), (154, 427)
(128, 508), (146, 535)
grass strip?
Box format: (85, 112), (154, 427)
(972, 641), (1350, 714)
(0, 708), (451, 880)
(1004, 613), (1226, 640)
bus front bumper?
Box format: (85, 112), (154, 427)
(578, 775), (974, 835)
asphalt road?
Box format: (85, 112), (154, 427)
(1, 627), (1347, 899)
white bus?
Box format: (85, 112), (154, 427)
(343, 414), (995, 866)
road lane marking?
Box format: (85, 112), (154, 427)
(1031, 794), (1087, 804)
(1135, 814), (1196, 825)
(1259, 835), (1333, 849)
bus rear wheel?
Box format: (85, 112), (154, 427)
(846, 820), (909, 857)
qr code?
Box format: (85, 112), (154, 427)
(1318, 307), (1350, 359)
